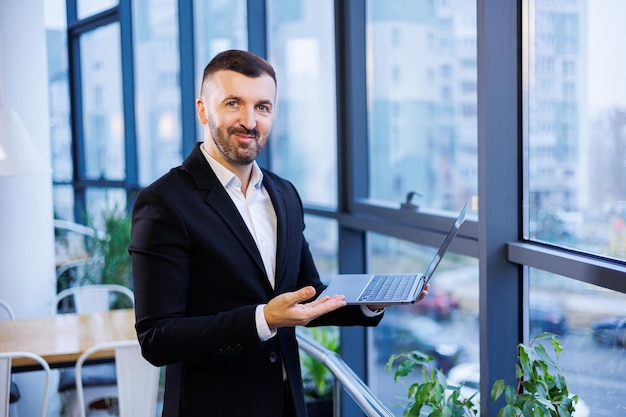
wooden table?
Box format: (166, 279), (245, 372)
(0, 309), (136, 369)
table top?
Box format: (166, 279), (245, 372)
(0, 309), (136, 369)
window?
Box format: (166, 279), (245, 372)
(366, 0), (477, 211)
(366, 233), (479, 414)
(267, 0), (338, 208)
(526, 0), (626, 261)
(132, 0), (183, 186)
(529, 269), (626, 413)
(80, 24), (125, 181)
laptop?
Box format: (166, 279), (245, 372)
(317, 203), (468, 307)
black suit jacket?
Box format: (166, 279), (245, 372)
(129, 143), (381, 417)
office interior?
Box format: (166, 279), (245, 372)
(1, 0), (626, 416)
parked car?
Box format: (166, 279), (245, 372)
(412, 289), (460, 321)
(373, 315), (465, 373)
(530, 302), (568, 337)
(591, 316), (626, 346)
(446, 362), (590, 417)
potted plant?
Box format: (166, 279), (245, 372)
(300, 326), (340, 417)
(387, 332), (581, 417)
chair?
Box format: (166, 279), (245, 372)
(51, 285), (135, 417)
(51, 284), (134, 315)
(0, 300), (19, 417)
(0, 352), (51, 417)
(0, 300), (15, 321)
(74, 340), (159, 417)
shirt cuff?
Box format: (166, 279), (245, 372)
(360, 304), (385, 317)
(256, 304), (277, 342)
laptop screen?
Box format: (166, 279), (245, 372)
(422, 203), (468, 283)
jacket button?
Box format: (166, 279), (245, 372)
(269, 352), (278, 363)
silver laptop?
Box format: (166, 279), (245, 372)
(317, 203), (468, 307)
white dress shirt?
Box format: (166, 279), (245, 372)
(200, 145), (277, 341)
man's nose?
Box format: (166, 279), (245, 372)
(239, 106), (257, 130)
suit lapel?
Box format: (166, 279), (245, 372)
(183, 144), (270, 285)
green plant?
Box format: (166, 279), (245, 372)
(300, 326), (340, 400)
(387, 332), (580, 417)
(491, 332), (579, 417)
(387, 350), (478, 417)
(93, 207), (132, 288)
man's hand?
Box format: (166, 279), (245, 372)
(264, 286), (346, 329)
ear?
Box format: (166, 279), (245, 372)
(196, 97), (209, 124)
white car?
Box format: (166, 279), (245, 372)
(446, 362), (590, 417)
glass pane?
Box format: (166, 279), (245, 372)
(267, 0), (338, 207)
(133, 0), (183, 186)
(366, 1), (478, 211)
(527, 1), (626, 261)
(530, 269), (626, 415)
(300, 215), (338, 407)
(366, 233), (479, 415)
(80, 23), (125, 181)
(193, 0), (247, 97)
(52, 185), (75, 222)
(46, 0), (73, 223)
(77, 0), (117, 20)
(85, 187), (127, 230)
(303, 215), (338, 279)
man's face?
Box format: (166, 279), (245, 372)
(197, 70), (276, 169)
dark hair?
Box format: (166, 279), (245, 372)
(200, 49), (277, 95)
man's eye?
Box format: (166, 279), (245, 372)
(258, 104), (270, 112)
(226, 101), (238, 107)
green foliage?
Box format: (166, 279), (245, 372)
(94, 207), (132, 288)
(491, 332), (579, 417)
(388, 333), (578, 417)
(300, 327), (340, 399)
(387, 350), (478, 417)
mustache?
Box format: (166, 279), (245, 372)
(228, 126), (259, 138)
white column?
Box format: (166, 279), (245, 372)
(0, 0), (56, 317)
(0, 1), (59, 416)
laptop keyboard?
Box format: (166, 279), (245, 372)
(357, 274), (417, 302)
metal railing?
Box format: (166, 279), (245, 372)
(297, 332), (395, 417)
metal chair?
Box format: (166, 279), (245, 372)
(51, 285), (135, 417)
(0, 300), (15, 321)
(0, 352), (51, 417)
(74, 340), (159, 417)
(51, 284), (134, 315)
(0, 299), (19, 417)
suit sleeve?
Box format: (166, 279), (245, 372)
(129, 186), (263, 366)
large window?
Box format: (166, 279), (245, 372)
(132, 0), (183, 187)
(366, 0), (477, 212)
(80, 23), (125, 181)
(366, 233), (479, 414)
(529, 269), (626, 414)
(526, 0), (626, 262)
(267, 0), (338, 208)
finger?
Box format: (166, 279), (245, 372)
(301, 297), (346, 319)
(306, 293), (344, 307)
(284, 286), (316, 305)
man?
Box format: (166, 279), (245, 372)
(130, 49), (427, 417)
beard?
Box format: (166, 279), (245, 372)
(208, 115), (268, 166)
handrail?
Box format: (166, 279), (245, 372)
(296, 332), (395, 417)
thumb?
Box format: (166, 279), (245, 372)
(294, 286), (316, 303)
